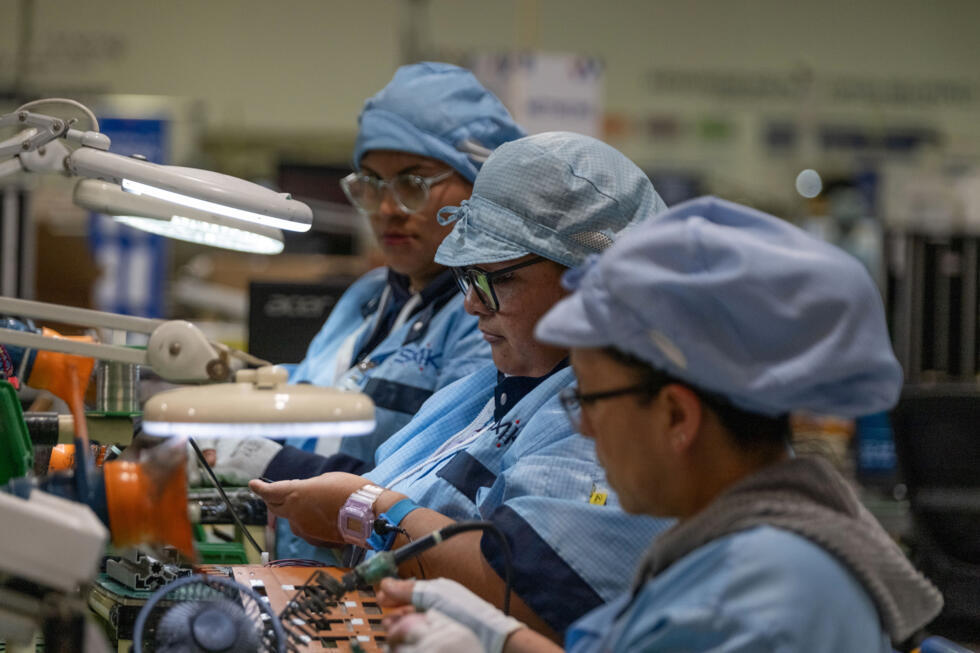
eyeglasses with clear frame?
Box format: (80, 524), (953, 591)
(340, 169), (455, 215)
(559, 383), (659, 432)
(452, 256), (547, 312)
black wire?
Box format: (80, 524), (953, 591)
(390, 520), (513, 615)
(188, 437), (264, 558)
(406, 531), (426, 580)
(372, 519), (428, 580)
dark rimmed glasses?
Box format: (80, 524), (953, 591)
(452, 256), (547, 312)
(340, 169), (454, 215)
(559, 383), (660, 431)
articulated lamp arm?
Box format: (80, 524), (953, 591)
(0, 296), (254, 383)
(0, 100), (312, 232)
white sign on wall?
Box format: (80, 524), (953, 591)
(471, 53), (604, 137)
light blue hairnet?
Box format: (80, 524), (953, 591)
(535, 196), (903, 418)
(353, 62), (525, 183)
(434, 131), (668, 269)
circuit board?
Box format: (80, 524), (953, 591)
(232, 566), (389, 652)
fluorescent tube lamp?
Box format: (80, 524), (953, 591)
(67, 147), (312, 233)
(74, 179), (284, 254)
(114, 215), (284, 254)
(141, 366), (376, 439)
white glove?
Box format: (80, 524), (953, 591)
(412, 578), (524, 653)
(389, 609), (484, 653)
(195, 437), (282, 486)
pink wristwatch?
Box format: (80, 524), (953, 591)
(337, 484), (385, 547)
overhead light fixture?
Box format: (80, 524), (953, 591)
(73, 179), (285, 255)
(141, 365), (376, 439)
(1, 99), (313, 233)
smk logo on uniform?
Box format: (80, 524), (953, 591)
(393, 344), (442, 372)
(493, 419), (522, 449)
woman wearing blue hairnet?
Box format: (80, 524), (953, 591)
(204, 63), (524, 560)
(374, 197), (942, 652)
(250, 132), (673, 640)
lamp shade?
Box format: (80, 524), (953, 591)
(67, 147), (313, 232)
(141, 366), (375, 438)
(74, 179), (285, 254)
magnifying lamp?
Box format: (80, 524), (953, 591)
(0, 99), (313, 233)
(142, 365), (375, 438)
(0, 296), (377, 437)
(74, 179), (285, 255)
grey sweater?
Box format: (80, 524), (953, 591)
(632, 456), (943, 643)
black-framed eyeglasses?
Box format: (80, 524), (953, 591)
(452, 256), (547, 312)
(340, 169), (454, 215)
(559, 383), (659, 431)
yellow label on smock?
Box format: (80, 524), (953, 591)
(589, 490), (608, 505)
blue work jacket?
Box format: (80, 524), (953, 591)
(366, 363), (673, 636)
(277, 267), (490, 560)
(566, 526), (892, 652)
(287, 267), (490, 463)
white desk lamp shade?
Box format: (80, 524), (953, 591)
(67, 147), (313, 233)
(141, 366), (376, 438)
(73, 179), (285, 255)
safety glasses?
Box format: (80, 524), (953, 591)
(559, 383), (661, 432)
(452, 256), (547, 312)
(340, 169), (455, 215)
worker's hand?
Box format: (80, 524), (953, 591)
(379, 578), (525, 653)
(193, 437), (282, 486)
(386, 609), (484, 653)
(248, 472), (370, 546)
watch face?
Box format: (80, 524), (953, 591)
(339, 502), (374, 544)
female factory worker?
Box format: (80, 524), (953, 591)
(211, 63), (523, 559)
(376, 197), (944, 653)
(250, 132), (673, 639)
(278, 62), (524, 468)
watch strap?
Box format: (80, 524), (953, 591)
(367, 498), (421, 551)
(338, 483), (386, 546)
(352, 483), (385, 505)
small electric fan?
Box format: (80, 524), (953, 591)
(132, 574), (287, 653)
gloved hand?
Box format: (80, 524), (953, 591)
(194, 437), (282, 486)
(379, 578), (524, 653)
(387, 609), (484, 653)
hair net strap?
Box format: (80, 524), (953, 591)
(437, 201), (469, 227)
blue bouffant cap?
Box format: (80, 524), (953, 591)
(352, 62), (525, 183)
(434, 131), (668, 269)
(535, 196), (903, 418)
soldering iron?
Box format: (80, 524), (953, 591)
(330, 519), (514, 615)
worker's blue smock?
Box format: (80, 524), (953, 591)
(287, 267), (490, 463)
(565, 526), (891, 653)
(365, 363), (673, 636)
(275, 267), (490, 560)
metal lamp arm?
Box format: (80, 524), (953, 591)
(0, 110), (71, 160)
(0, 297), (236, 383)
(0, 327), (146, 366)
(0, 109), (112, 184)
(0, 297), (164, 333)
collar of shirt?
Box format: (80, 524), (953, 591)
(494, 358), (570, 422)
(386, 267), (457, 306)
(354, 268), (459, 363)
